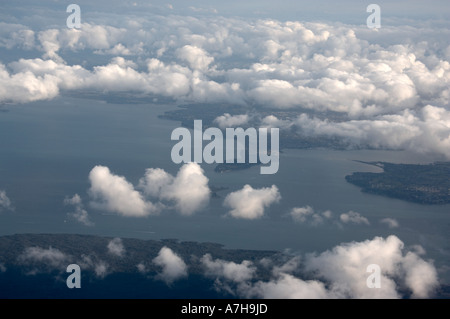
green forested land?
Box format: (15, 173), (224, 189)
(345, 162), (450, 205)
(0, 233), (280, 278)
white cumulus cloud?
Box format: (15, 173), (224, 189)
(304, 235), (438, 298)
(107, 238), (125, 257)
(201, 254), (256, 283)
(0, 190), (13, 211)
(160, 162), (210, 216)
(153, 246), (188, 284)
(139, 162), (210, 216)
(234, 235), (439, 299)
(243, 273), (331, 299)
(176, 45), (214, 71)
(380, 218), (400, 229)
(223, 184), (280, 219)
(214, 113), (249, 129)
(290, 206), (332, 226)
(88, 165), (159, 217)
(87, 163), (210, 217)
(18, 247), (68, 268)
(340, 211), (370, 225)
(64, 194), (94, 226)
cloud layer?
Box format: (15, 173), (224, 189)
(1, 13), (449, 159)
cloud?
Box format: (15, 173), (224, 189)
(107, 238), (125, 257)
(176, 45), (214, 71)
(214, 113), (249, 129)
(289, 205), (376, 228)
(243, 273), (331, 299)
(64, 194), (94, 226)
(153, 246), (187, 284)
(201, 254), (255, 283)
(402, 251), (439, 298)
(380, 218), (400, 229)
(93, 262), (108, 278)
(290, 206), (315, 223)
(304, 235), (438, 298)
(87, 163), (210, 217)
(260, 115), (292, 129)
(38, 29), (63, 61)
(18, 246), (68, 268)
(290, 206), (332, 226)
(138, 168), (173, 198)
(1, 14), (450, 160)
(136, 262), (148, 274)
(0, 190), (13, 211)
(291, 106), (450, 159)
(70, 208), (92, 227)
(235, 235), (438, 299)
(79, 254), (109, 279)
(139, 162), (210, 216)
(17, 246), (111, 278)
(223, 184), (280, 219)
(0, 22), (35, 50)
(0, 62), (60, 103)
(271, 256), (301, 276)
(88, 165), (159, 217)
(340, 211), (370, 225)
(159, 163), (210, 215)
(0, 15), (448, 114)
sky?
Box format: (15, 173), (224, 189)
(0, 0), (449, 299)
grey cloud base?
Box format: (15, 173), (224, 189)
(1, 13), (449, 159)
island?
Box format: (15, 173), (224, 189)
(345, 161), (450, 205)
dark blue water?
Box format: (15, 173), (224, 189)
(0, 96), (449, 284)
(0, 269), (227, 299)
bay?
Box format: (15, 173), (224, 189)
(0, 96), (449, 284)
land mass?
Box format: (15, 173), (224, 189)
(0, 233), (278, 274)
(159, 103), (351, 173)
(158, 103), (351, 151)
(0, 233), (282, 298)
(345, 161), (450, 205)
